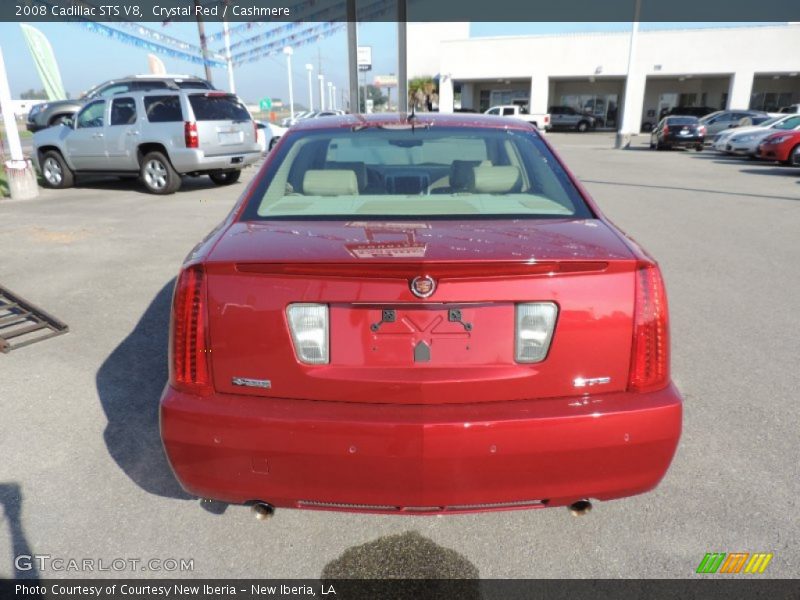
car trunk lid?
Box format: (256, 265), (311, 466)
(204, 219), (638, 404)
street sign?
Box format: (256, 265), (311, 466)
(373, 74), (398, 88)
(259, 97), (272, 111)
(357, 46), (372, 72)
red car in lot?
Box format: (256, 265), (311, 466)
(756, 130), (800, 165)
(160, 113), (682, 515)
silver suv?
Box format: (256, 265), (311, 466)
(26, 75), (214, 133)
(33, 90), (261, 194)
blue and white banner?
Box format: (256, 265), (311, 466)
(79, 21), (226, 68)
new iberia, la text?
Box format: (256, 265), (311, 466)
(17, 583), (336, 597)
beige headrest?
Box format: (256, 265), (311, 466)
(450, 159), (492, 191)
(469, 165), (521, 193)
(325, 161), (367, 191)
(303, 170), (359, 196)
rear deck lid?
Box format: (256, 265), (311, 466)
(204, 219), (639, 404)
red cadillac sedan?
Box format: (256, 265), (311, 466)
(160, 113), (682, 516)
(756, 130), (800, 165)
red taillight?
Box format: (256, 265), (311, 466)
(184, 121), (199, 149)
(662, 125), (669, 135)
(698, 125), (706, 135)
(628, 263), (669, 393)
(170, 264), (211, 395)
(544, 115), (550, 124)
(253, 120), (258, 141)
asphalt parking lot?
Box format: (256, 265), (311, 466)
(1, 133), (798, 579)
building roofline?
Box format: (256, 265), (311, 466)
(442, 23), (794, 44)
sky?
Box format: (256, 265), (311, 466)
(0, 21), (780, 106)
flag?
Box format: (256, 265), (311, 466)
(19, 24), (66, 101)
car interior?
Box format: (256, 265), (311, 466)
(254, 130), (586, 218)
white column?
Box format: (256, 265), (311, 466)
(728, 70), (755, 109)
(529, 74), (549, 116)
(305, 63), (314, 111)
(0, 45), (38, 200)
(0, 48), (23, 162)
(328, 81), (334, 110)
(332, 85), (337, 110)
(617, 0), (643, 147)
(619, 73), (646, 133)
(438, 74), (454, 113)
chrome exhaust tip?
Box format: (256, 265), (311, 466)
(568, 499), (592, 516)
(252, 502), (275, 520)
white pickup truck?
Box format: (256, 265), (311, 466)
(484, 105), (551, 132)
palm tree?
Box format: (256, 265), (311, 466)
(408, 76), (438, 111)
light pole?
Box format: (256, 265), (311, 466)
(305, 63), (314, 111)
(332, 85), (337, 110)
(328, 81), (333, 111)
(283, 46), (294, 121)
(318, 73), (325, 111)
(223, 20), (235, 93)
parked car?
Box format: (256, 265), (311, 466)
(661, 106), (716, 120)
(777, 104), (800, 114)
(698, 110), (768, 142)
(33, 90), (260, 194)
(756, 130), (800, 165)
(722, 114), (800, 156)
(737, 115), (780, 126)
(711, 116), (785, 152)
(650, 116), (705, 150)
(160, 112), (682, 516)
(256, 121), (287, 153)
(484, 105), (551, 131)
(282, 110), (345, 128)
(642, 106), (716, 132)
(280, 110), (312, 127)
(26, 74), (214, 133)
(548, 106), (596, 132)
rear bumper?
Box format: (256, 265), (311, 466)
(664, 135), (704, 147)
(169, 147), (261, 173)
(160, 383), (682, 514)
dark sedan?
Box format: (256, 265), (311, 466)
(650, 116), (706, 151)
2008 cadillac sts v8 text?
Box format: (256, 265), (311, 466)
(160, 113), (682, 515)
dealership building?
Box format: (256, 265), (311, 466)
(408, 23), (800, 129)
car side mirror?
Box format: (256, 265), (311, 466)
(729, 124), (738, 128)
(63, 118), (74, 128)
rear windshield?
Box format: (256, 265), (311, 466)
(188, 94), (250, 121)
(665, 117), (698, 125)
(241, 126), (593, 221)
